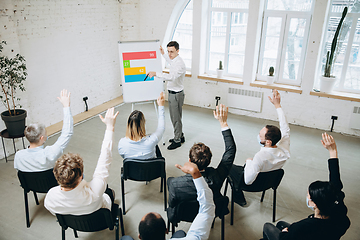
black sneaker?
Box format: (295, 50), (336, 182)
(167, 141), (181, 150)
(169, 135), (185, 143)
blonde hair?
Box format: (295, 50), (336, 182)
(53, 153), (83, 189)
(126, 110), (146, 141)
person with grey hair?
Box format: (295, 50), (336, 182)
(14, 89), (73, 172)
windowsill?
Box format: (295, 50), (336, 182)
(197, 74), (244, 85)
(162, 69), (192, 77)
(310, 90), (360, 102)
(250, 81), (302, 94)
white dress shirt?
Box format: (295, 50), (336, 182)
(177, 176), (215, 240)
(156, 54), (186, 92)
(14, 107), (73, 172)
(44, 130), (113, 215)
(118, 106), (165, 159)
(244, 108), (290, 185)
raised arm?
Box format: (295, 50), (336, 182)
(321, 133), (343, 190)
(174, 162), (215, 240)
(151, 92), (165, 141)
(269, 90), (290, 146)
(89, 108), (119, 195)
(213, 104), (236, 183)
(45, 89), (74, 160)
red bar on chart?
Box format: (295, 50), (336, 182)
(123, 51), (157, 61)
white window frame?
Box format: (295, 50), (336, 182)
(205, 5), (249, 77)
(320, 11), (360, 94)
(257, 9), (312, 86)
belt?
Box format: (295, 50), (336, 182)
(168, 90), (183, 94)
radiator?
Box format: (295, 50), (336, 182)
(227, 88), (263, 112)
(349, 106), (360, 130)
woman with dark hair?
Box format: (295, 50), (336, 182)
(118, 92), (165, 159)
(262, 133), (350, 240)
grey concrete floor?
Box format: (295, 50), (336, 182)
(0, 103), (359, 240)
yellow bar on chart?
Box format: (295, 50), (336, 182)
(124, 67), (146, 76)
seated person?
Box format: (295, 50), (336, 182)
(14, 89), (73, 172)
(44, 108), (119, 215)
(118, 92), (165, 159)
(229, 89), (290, 206)
(120, 161), (215, 240)
(262, 133), (350, 240)
(167, 104), (236, 218)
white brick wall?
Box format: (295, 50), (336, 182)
(0, 0), (122, 158)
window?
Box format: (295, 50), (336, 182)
(257, 0), (313, 86)
(206, 0), (249, 77)
(317, 0), (360, 93)
(171, 0), (193, 69)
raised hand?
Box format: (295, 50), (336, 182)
(99, 107), (119, 132)
(160, 45), (165, 55)
(157, 92), (165, 106)
(175, 162), (201, 179)
(57, 89), (71, 108)
(321, 133), (338, 158)
(213, 104), (228, 128)
(268, 89), (281, 108)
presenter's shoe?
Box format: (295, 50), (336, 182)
(167, 141), (181, 150)
(169, 135), (185, 143)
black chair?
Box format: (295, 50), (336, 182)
(56, 203), (125, 240)
(223, 168), (284, 224)
(121, 157), (167, 215)
(167, 195), (229, 240)
(17, 168), (58, 228)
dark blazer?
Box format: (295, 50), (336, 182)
(167, 129), (236, 219)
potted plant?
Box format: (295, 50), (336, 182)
(0, 40), (27, 137)
(267, 66), (275, 84)
(217, 60), (224, 78)
(319, 7), (348, 92)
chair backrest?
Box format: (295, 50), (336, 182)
(17, 169), (58, 193)
(171, 195), (229, 224)
(56, 208), (114, 232)
(241, 169), (284, 192)
(122, 157), (165, 181)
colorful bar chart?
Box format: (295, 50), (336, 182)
(122, 51), (156, 83)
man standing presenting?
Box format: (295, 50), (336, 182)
(148, 41), (186, 150)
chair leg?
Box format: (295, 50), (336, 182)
(260, 190), (266, 202)
(164, 176), (167, 211)
(24, 191), (30, 228)
(273, 189), (277, 222)
(160, 176), (163, 193)
(121, 177), (126, 215)
(171, 223), (175, 237)
(73, 229), (78, 238)
(231, 188), (234, 226)
(119, 207), (125, 236)
(62, 228), (66, 240)
(223, 178), (229, 196)
(221, 216), (225, 240)
(33, 191), (39, 205)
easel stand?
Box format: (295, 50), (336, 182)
(131, 100), (165, 145)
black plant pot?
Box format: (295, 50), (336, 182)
(1, 109), (27, 137)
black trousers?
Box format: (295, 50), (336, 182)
(263, 221), (291, 240)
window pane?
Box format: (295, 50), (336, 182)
(266, 0), (313, 11)
(209, 11), (227, 71)
(283, 18), (307, 80)
(228, 12), (248, 75)
(261, 17), (282, 76)
(172, 0), (193, 68)
(331, 1), (360, 13)
(212, 0), (249, 9)
(345, 18), (360, 90)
